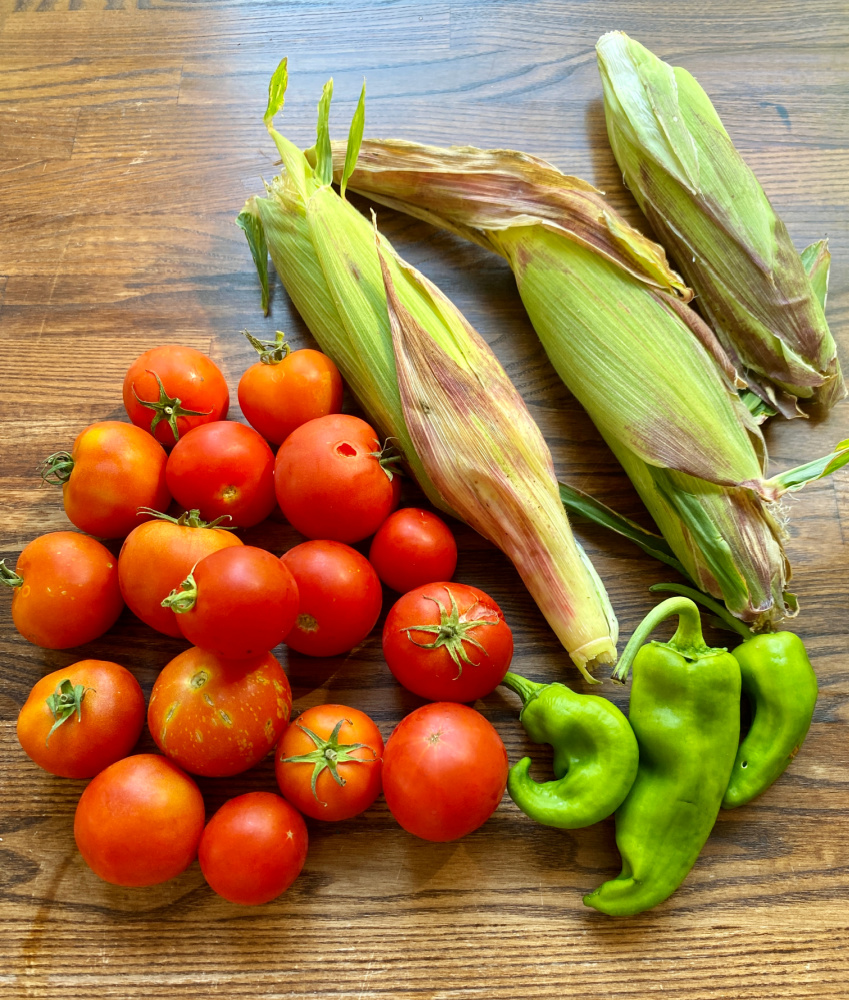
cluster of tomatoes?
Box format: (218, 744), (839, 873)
(5, 337), (516, 906)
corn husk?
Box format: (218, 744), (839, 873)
(239, 61), (618, 679)
(595, 31), (844, 418)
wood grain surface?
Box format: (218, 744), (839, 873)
(2, 1), (849, 997)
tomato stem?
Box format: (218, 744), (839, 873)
(136, 507), (237, 530)
(161, 569), (199, 613)
(131, 369), (212, 443)
(44, 679), (91, 745)
(370, 438), (405, 482)
(281, 718), (377, 804)
(39, 451), (75, 487)
(0, 559), (23, 589)
(402, 588), (499, 679)
(243, 329), (291, 365)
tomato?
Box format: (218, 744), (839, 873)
(17, 660), (145, 779)
(148, 646), (292, 777)
(382, 583), (513, 702)
(2, 532), (123, 649)
(166, 421), (276, 528)
(164, 546), (299, 658)
(275, 705), (383, 821)
(199, 791), (308, 905)
(123, 344), (230, 446)
(382, 702), (508, 842)
(40, 421), (170, 539)
(280, 540), (382, 657)
(238, 334), (344, 446)
(368, 508), (458, 593)
(274, 414), (401, 543)
(118, 509), (243, 637)
(74, 754), (206, 887)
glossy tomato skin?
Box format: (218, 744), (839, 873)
(118, 515), (242, 637)
(382, 583), (513, 702)
(74, 754), (206, 887)
(382, 702), (508, 842)
(275, 705), (384, 821)
(170, 546), (299, 658)
(6, 532), (124, 649)
(123, 345), (230, 446)
(274, 414), (400, 543)
(199, 791), (308, 905)
(17, 660), (145, 779)
(147, 646), (292, 777)
(56, 421), (171, 539)
(166, 421), (276, 528)
(368, 508), (458, 593)
(280, 540), (382, 657)
(238, 349), (343, 446)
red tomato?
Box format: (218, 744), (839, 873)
(275, 705), (383, 821)
(123, 344), (230, 446)
(165, 546), (299, 658)
(382, 583), (513, 702)
(17, 660), (145, 779)
(166, 421), (276, 528)
(2, 532), (123, 649)
(74, 754), (206, 887)
(40, 421), (170, 539)
(382, 702), (508, 842)
(118, 510), (243, 637)
(147, 646), (292, 777)
(368, 508), (458, 593)
(238, 338), (344, 446)
(280, 540), (382, 657)
(274, 414), (401, 543)
(199, 791), (308, 905)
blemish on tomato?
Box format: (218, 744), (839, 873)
(297, 613), (319, 632)
(335, 442), (357, 458)
(221, 486), (238, 501)
(203, 693), (214, 707)
(165, 703), (179, 723)
(219, 710), (233, 727)
(190, 670), (209, 689)
(195, 729), (204, 742)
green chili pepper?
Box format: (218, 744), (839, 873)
(501, 671), (639, 830)
(584, 597), (741, 916)
(651, 582), (818, 809)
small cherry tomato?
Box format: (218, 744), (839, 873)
(274, 414), (401, 543)
(199, 791), (308, 905)
(40, 421), (170, 539)
(147, 646), (292, 777)
(2, 532), (123, 649)
(17, 660), (145, 779)
(382, 582), (513, 702)
(275, 705), (384, 821)
(123, 344), (230, 446)
(166, 421), (276, 528)
(368, 508), (458, 593)
(164, 546), (299, 658)
(238, 332), (344, 446)
(118, 509), (243, 637)
(74, 754), (206, 887)
(280, 540), (382, 657)
(382, 702), (508, 842)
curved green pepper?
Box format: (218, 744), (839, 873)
(501, 671), (639, 829)
(584, 597), (740, 917)
(651, 583), (818, 808)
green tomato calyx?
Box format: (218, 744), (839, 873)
(131, 369), (212, 443)
(243, 329), (291, 365)
(0, 559), (24, 589)
(39, 451), (75, 487)
(403, 588), (499, 679)
(370, 438), (405, 482)
(161, 568), (199, 613)
(136, 507), (236, 530)
(281, 718), (377, 804)
(44, 679), (91, 745)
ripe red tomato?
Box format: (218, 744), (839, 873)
(368, 508), (458, 593)
(74, 754), (206, 887)
(40, 421), (170, 539)
(17, 660), (145, 779)
(164, 546), (299, 658)
(166, 421), (276, 528)
(2, 532), (123, 649)
(280, 540), (382, 657)
(199, 791), (308, 905)
(123, 344), (230, 446)
(274, 414), (401, 543)
(382, 702), (508, 842)
(382, 583), (513, 702)
(118, 510), (243, 637)
(275, 705), (383, 821)
(238, 335), (344, 446)
(147, 646), (292, 777)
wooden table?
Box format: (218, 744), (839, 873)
(2, 2), (848, 997)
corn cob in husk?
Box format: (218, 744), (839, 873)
(595, 31), (844, 418)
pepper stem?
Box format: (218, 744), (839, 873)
(612, 597), (710, 684)
(649, 582), (755, 640)
(500, 671), (547, 706)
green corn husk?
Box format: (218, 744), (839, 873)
(318, 136), (849, 628)
(239, 61), (619, 679)
(596, 31), (844, 418)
